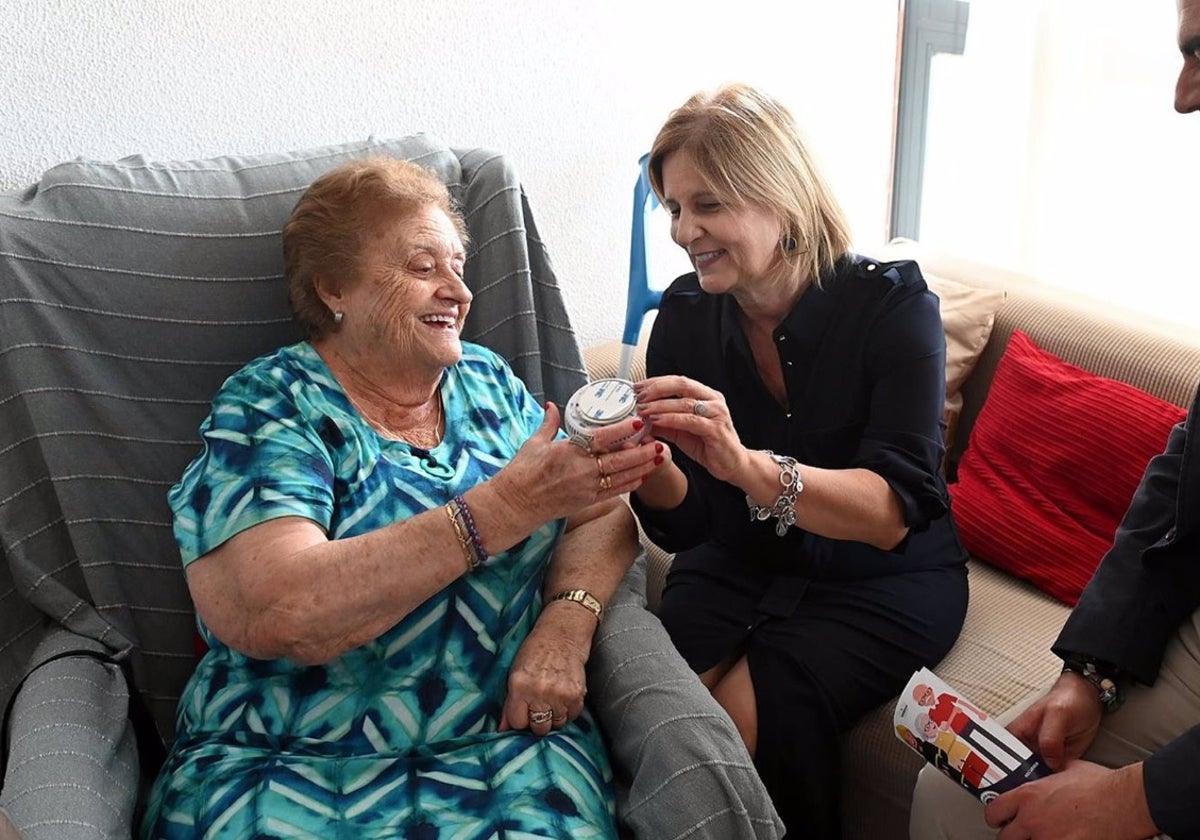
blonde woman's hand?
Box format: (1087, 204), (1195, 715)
(633, 376), (748, 483)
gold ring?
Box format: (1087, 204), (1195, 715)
(595, 455), (605, 477)
(529, 709), (553, 726)
(599, 474), (613, 491)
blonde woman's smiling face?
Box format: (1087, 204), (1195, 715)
(660, 149), (783, 296)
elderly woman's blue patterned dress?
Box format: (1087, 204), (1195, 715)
(141, 342), (616, 839)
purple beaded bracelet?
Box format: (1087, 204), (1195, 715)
(453, 494), (488, 568)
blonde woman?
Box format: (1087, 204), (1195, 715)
(630, 84), (968, 838)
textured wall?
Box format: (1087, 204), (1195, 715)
(1, 0), (900, 350)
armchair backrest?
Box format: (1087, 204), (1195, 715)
(0, 136), (586, 740)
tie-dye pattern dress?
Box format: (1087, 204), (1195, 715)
(141, 342), (616, 839)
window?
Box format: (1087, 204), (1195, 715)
(913, 0), (1200, 329)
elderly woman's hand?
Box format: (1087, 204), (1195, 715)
(633, 375), (749, 484)
(495, 403), (660, 523)
(498, 613), (591, 735)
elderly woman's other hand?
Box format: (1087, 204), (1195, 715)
(498, 614), (591, 735)
(494, 403), (659, 523)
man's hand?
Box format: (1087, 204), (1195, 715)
(984, 760), (1159, 840)
(1007, 672), (1104, 771)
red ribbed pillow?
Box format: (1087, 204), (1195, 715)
(950, 330), (1186, 605)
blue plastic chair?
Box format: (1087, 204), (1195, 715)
(618, 153), (663, 380)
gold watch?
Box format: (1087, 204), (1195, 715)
(549, 589), (603, 622)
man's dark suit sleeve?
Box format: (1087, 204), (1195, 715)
(1054, 405), (1200, 839)
(1054, 418), (1188, 681)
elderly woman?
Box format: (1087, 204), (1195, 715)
(630, 84), (969, 837)
(140, 157), (659, 838)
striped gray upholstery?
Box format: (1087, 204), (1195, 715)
(1, 627), (137, 840)
(589, 553), (785, 840)
(0, 136), (588, 836)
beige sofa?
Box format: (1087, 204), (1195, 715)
(584, 239), (1200, 839)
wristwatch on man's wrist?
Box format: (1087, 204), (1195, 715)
(1061, 653), (1125, 713)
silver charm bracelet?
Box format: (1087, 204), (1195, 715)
(746, 450), (803, 537)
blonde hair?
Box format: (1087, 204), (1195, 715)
(282, 156), (468, 339)
(648, 83), (852, 288)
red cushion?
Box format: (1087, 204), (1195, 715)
(950, 330), (1186, 605)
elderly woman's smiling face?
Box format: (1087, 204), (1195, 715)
(340, 203), (471, 376)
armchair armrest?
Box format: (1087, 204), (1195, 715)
(587, 554), (784, 839)
(1, 630), (138, 840)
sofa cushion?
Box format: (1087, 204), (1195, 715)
(949, 330), (1186, 605)
(840, 558), (1068, 839)
(924, 274), (1005, 452)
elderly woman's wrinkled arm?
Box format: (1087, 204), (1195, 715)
(541, 496), (639, 640)
(186, 508), (494, 666)
(497, 496), (641, 732)
(186, 408), (657, 668)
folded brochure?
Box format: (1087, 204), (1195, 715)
(894, 667), (1050, 803)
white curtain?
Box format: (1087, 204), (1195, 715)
(920, 0), (1200, 328)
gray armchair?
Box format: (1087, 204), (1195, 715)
(0, 137), (781, 839)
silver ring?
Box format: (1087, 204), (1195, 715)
(693, 401), (708, 417)
(529, 709), (554, 725)
(569, 430), (594, 451)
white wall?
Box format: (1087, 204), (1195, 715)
(0, 0), (902, 350)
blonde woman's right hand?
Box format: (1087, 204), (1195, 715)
(633, 375), (749, 484)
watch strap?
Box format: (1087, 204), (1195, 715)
(1061, 653), (1124, 713)
(549, 589), (603, 622)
